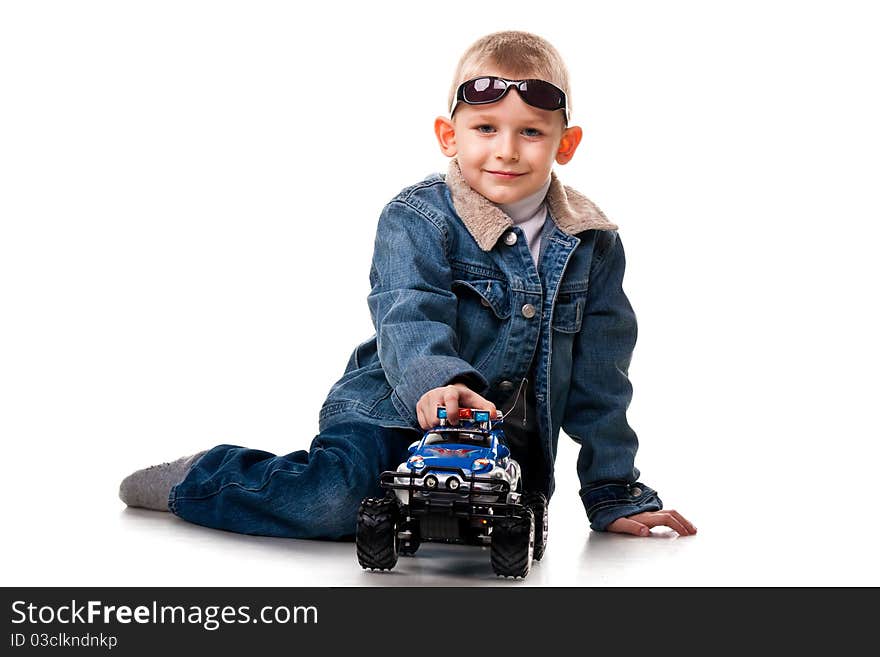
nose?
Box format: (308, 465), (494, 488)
(495, 130), (520, 162)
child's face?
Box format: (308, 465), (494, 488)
(435, 72), (582, 206)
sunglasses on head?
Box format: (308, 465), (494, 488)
(450, 76), (570, 125)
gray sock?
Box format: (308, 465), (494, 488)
(119, 450), (208, 511)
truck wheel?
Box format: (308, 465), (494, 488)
(522, 492), (548, 561)
(399, 519), (421, 556)
(356, 497), (400, 571)
(490, 508), (535, 578)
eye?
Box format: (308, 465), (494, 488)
(475, 124), (495, 133)
(523, 128), (543, 137)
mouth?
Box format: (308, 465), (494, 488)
(485, 170), (525, 179)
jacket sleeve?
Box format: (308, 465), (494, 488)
(367, 199), (489, 427)
(561, 231), (663, 530)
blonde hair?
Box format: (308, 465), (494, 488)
(448, 31), (572, 123)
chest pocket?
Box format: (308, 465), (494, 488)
(451, 279), (512, 319)
(551, 294), (584, 333)
(451, 278), (511, 370)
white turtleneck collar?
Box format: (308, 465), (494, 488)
(498, 176), (551, 223)
(497, 176), (552, 266)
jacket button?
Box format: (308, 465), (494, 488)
(631, 487), (642, 497)
(521, 303), (536, 318)
(499, 380), (514, 392)
(504, 231), (518, 246)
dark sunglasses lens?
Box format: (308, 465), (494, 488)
(463, 77), (506, 103)
(521, 80), (564, 110)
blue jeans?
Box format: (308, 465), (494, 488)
(168, 422), (417, 539)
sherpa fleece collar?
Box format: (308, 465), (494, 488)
(445, 157), (618, 251)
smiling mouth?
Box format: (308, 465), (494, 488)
(486, 171), (524, 178)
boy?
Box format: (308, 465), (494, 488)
(120, 30), (695, 540)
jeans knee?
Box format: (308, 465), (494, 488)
(289, 447), (381, 537)
(319, 446), (382, 501)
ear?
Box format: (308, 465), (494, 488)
(434, 116), (458, 157)
(555, 125), (583, 165)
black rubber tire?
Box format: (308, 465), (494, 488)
(522, 492), (548, 561)
(399, 518), (421, 556)
(490, 508), (535, 578)
(356, 497), (400, 571)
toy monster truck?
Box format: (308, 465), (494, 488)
(356, 406), (548, 578)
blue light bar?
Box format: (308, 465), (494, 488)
(437, 407), (447, 419)
(474, 411), (490, 422)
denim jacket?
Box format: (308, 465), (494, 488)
(319, 158), (662, 530)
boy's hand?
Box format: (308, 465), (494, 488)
(607, 510), (697, 537)
(416, 382), (498, 431)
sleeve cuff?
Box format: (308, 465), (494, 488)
(444, 372), (490, 393)
(391, 356), (489, 427)
(580, 481), (663, 531)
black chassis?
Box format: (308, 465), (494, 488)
(379, 466), (527, 544)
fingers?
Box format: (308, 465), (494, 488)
(443, 386), (460, 425)
(668, 509), (697, 535)
(625, 510), (697, 536)
(474, 396), (498, 420)
(607, 510), (698, 537)
(454, 386), (498, 419)
(417, 391), (442, 430)
(416, 383), (499, 430)
(607, 517), (650, 537)
(649, 512), (690, 537)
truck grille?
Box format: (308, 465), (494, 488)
(421, 514), (462, 540)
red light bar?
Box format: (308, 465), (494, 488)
(458, 408), (472, 419)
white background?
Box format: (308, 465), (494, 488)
(2, 0), (878, 586)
